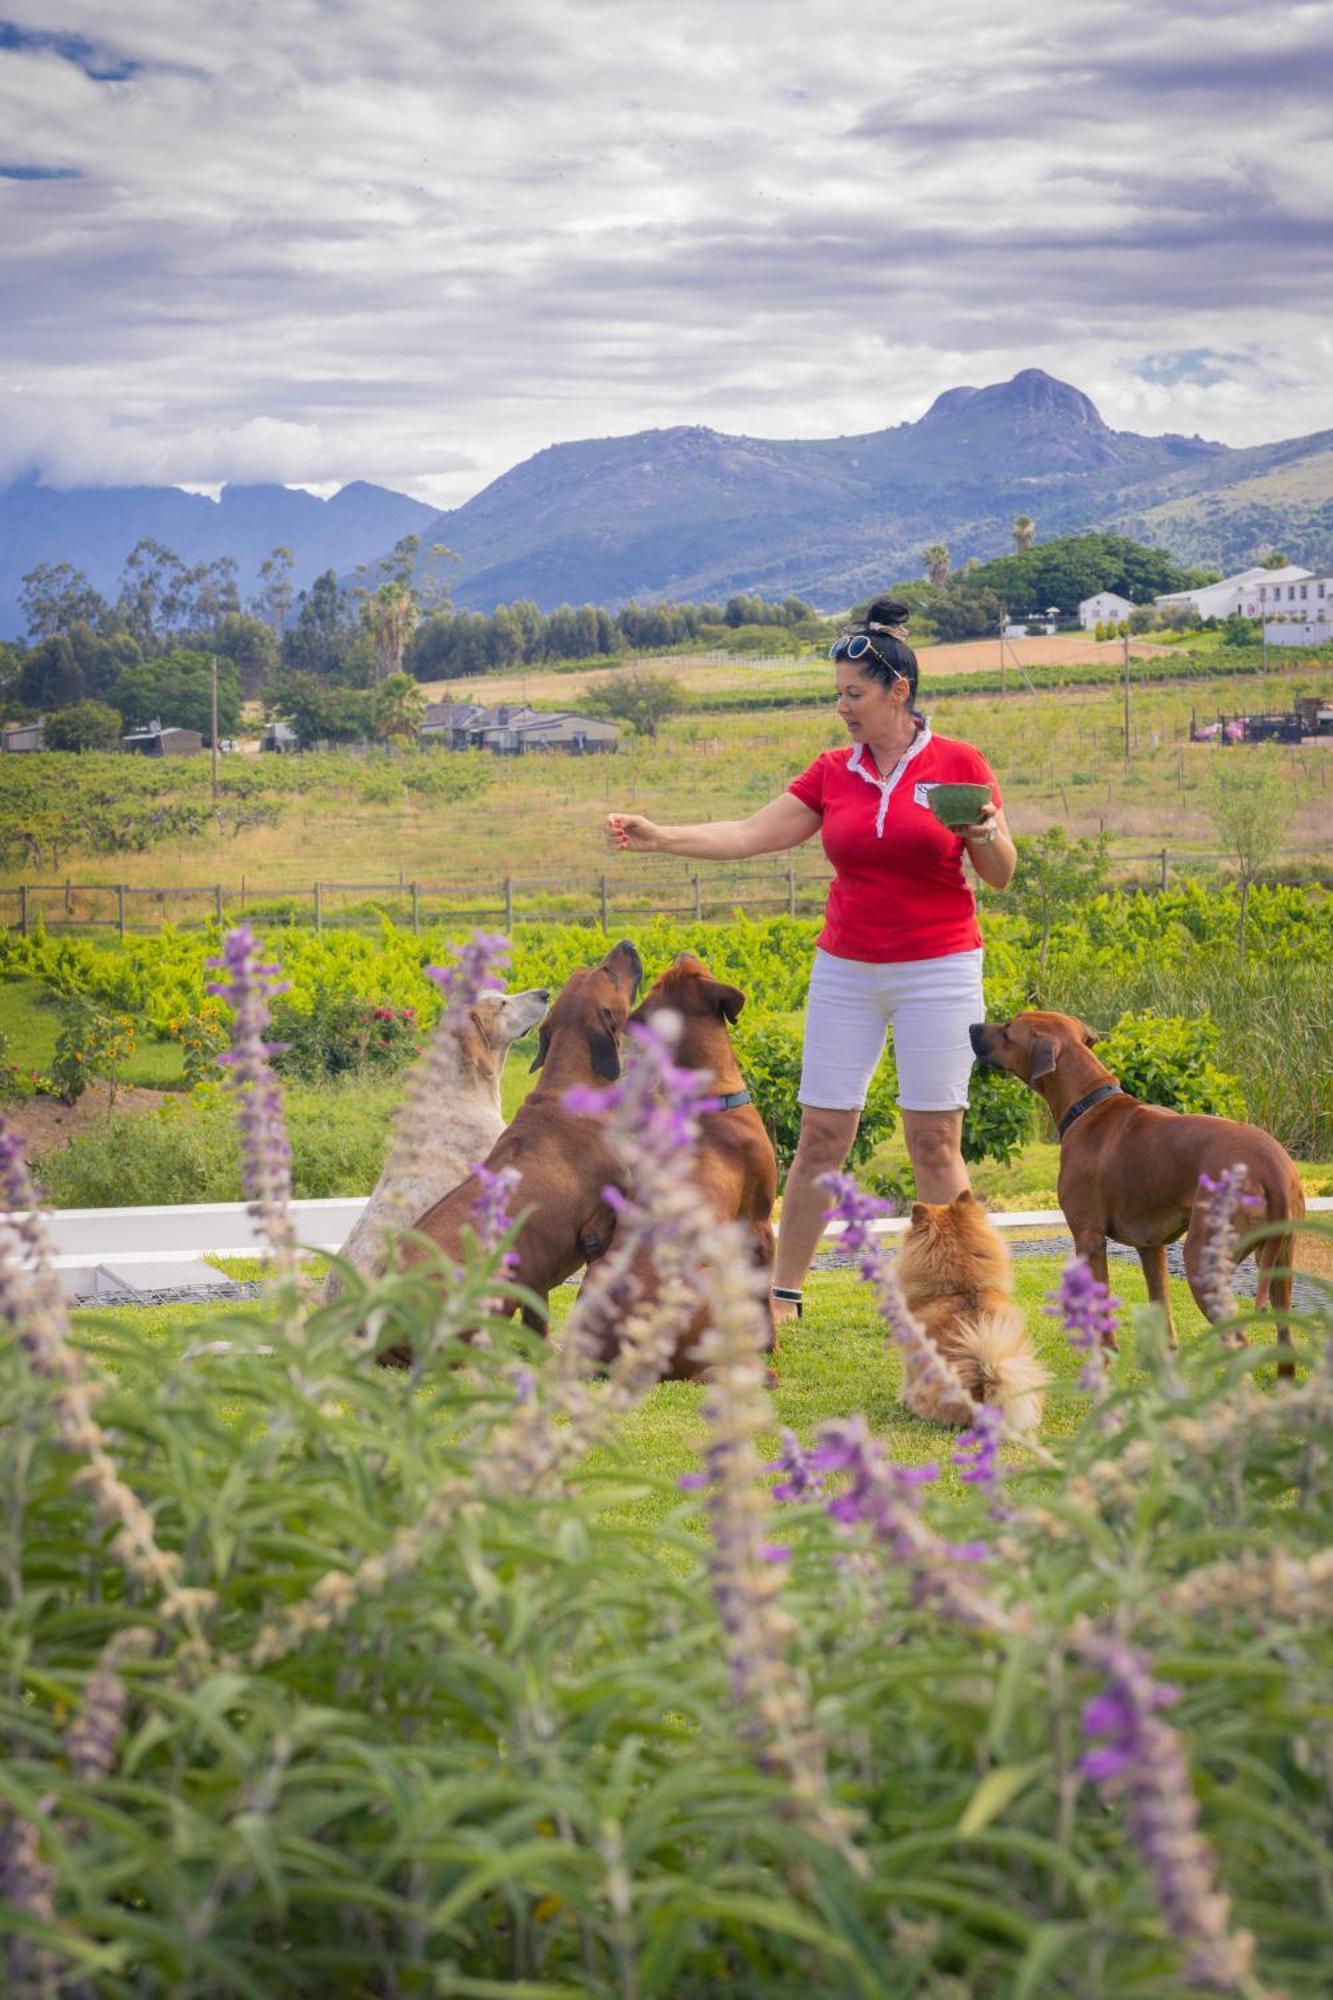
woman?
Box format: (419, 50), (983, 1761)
(605, 598), (1016, 1325)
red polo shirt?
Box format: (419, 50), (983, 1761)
(788, 725), (1001, 963)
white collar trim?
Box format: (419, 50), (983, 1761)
(847, 722), (933, 837)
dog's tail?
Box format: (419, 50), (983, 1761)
(953, 1308), (1048, 1438)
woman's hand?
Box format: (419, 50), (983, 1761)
(606, 812), (661, 853)
(961, 799), (1000, 845)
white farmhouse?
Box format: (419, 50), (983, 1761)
(1259, 571), (1333, 647)
(1078, 591), (1135, 630)
(1154, 563), (1311, 622)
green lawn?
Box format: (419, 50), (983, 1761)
(75, 1257), (1228, 1531)
(0, 974), (188, 1089)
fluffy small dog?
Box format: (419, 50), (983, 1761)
(895, 1192), (1047, 1436)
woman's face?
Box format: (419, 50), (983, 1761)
(835, 663), (905, 741)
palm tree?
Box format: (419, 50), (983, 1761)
(1012, 515), (1036, 552)
(364, 581), (419, 683)
(922, 543), (951, 589)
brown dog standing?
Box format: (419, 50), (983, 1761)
(970, 1010), (1304, 1359)
(579, 951), (778, 1380)
(383, 941), (643, 1360)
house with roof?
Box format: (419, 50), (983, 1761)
(1259, 571), (1333, 647)
(1078, 591), (1135, 630)
(1154, 564), (1312, 623)
(1, 719), (45, 752)
(122, 719), (204, 757)
(420, 699), (618, 754)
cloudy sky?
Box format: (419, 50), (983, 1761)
(2, 0), (1332, 506)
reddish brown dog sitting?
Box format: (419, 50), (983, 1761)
(383, 941), (644, 1362)
(970, 1010), (1304, 1361)
(579, 951), (778, 1380)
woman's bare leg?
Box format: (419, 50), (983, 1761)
(902, 1109), (969, 1202)
(772, 1105), (862, 1321)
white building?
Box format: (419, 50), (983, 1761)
(1078, 591), (1135, 630)
(1154, 563), (1311, 622)
(1260, 571), (1333, 647)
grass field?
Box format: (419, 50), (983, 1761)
(1, 659), (1328, 921)
(78, 1256), (1227, 1527)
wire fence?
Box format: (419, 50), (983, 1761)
(1, 846), (1327, 938)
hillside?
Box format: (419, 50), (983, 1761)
(4, 369), (1333, 631)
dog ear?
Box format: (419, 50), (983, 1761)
(703, 977), (745, 1023)
(1083, 1024), (1103, 1047)
(528, 1022), (551, 1073)
(952, 1189), (974, 1206)
(1028, 1035), (1059, 1082)
(460, 1008), (499, 1081)
(910, 1201), (929, 1224)
(590, 1011), (622, 1082)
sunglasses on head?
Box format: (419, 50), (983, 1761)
(830, 631), (900, 676)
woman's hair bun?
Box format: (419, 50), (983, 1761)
(865, 596), (910, 630)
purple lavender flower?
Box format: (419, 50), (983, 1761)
(1195, 1165), (1263, 1328)
(811, 1416), (1012, 1631)
(206, 925), (297, 1279)
(471, 1161), (522, 1271)
(952, 1402), (1011, 1518)
(425, 933), (510, 1022)
(765, 1427), (827, 1502)
(1077, 1630), (1256, 1990)
(817, 1170), (895, 1280)
(1048, 1256), (1118, 1394)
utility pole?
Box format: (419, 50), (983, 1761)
(1122, 631), (1131, 770)
(210, 654), (220, 801)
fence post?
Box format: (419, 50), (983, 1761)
(410, 881), (420, 933)
(598, 875), (609, 933)
(692, 873), (702, 920)
(19, 885), (28, 937)
(787, 867), (796, 917)
(504, 877), (514, 930)
(214, 883), (223, 924)
(1160, 849), (1168, 893)
(64, 878), (72, 916)
(314, 882), (323, 935)
(117, 885), (127, 939)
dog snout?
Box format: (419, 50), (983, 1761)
(968, 1023), (989, 1058)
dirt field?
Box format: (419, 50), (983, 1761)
(417, 634), (1173, 706)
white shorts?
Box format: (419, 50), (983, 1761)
(798, 947), (984, 1113)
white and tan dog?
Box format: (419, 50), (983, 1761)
(323, 984), (550, 1297)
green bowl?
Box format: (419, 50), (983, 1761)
(928, 781), (991, 829)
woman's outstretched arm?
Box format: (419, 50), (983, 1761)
(606, 791), (821, 861)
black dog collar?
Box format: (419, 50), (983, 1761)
(710, 1089), (752, 1111)
(1057, 1082), (1120, 1139)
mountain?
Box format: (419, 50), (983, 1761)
(0, 477), (437, 635)
(3, 369), (1332, 633)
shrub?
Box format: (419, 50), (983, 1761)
(49, 997), (138, 1109)
(269, 985), (422, 1081)
(961, 1061), (1034, 1163)
(1096, 1011), (1246, 1118)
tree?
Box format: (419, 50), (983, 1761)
(580, 669), (685, 739)
(1012, 515), (1036, 553)
(921, 543), (951, 588)
(110, 650), (241, 743)
(117, 540), (194, 651)
(1204, 750), (1290, 957)
(363, 580), (418, 684)
(1010, 827), (1111, 988)
(18, 635), (85, 710)
(18, 561), (109, 640)
(212, 612), (279, 695)
(253, 545), (296, 638)
(371, 671), (426, 744)
(43, 701), (125, 753)
(271, 673), (374, 748)
(283, 570), (370, 682)
(1259, 551), (1290, 570)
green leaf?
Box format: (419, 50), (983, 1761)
(957, 1761), (1044, 1836)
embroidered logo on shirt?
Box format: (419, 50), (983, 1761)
(913, 781), (938, 808)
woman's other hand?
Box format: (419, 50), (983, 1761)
(961, 799), (999, 844)
(606, 812), (660, 853)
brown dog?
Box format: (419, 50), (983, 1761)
(970, 1010), (1304, 1357)
(383, 941), (644, 1360)
(579, 951), (778, 1380)
(897, 1193), (1047, 1435)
